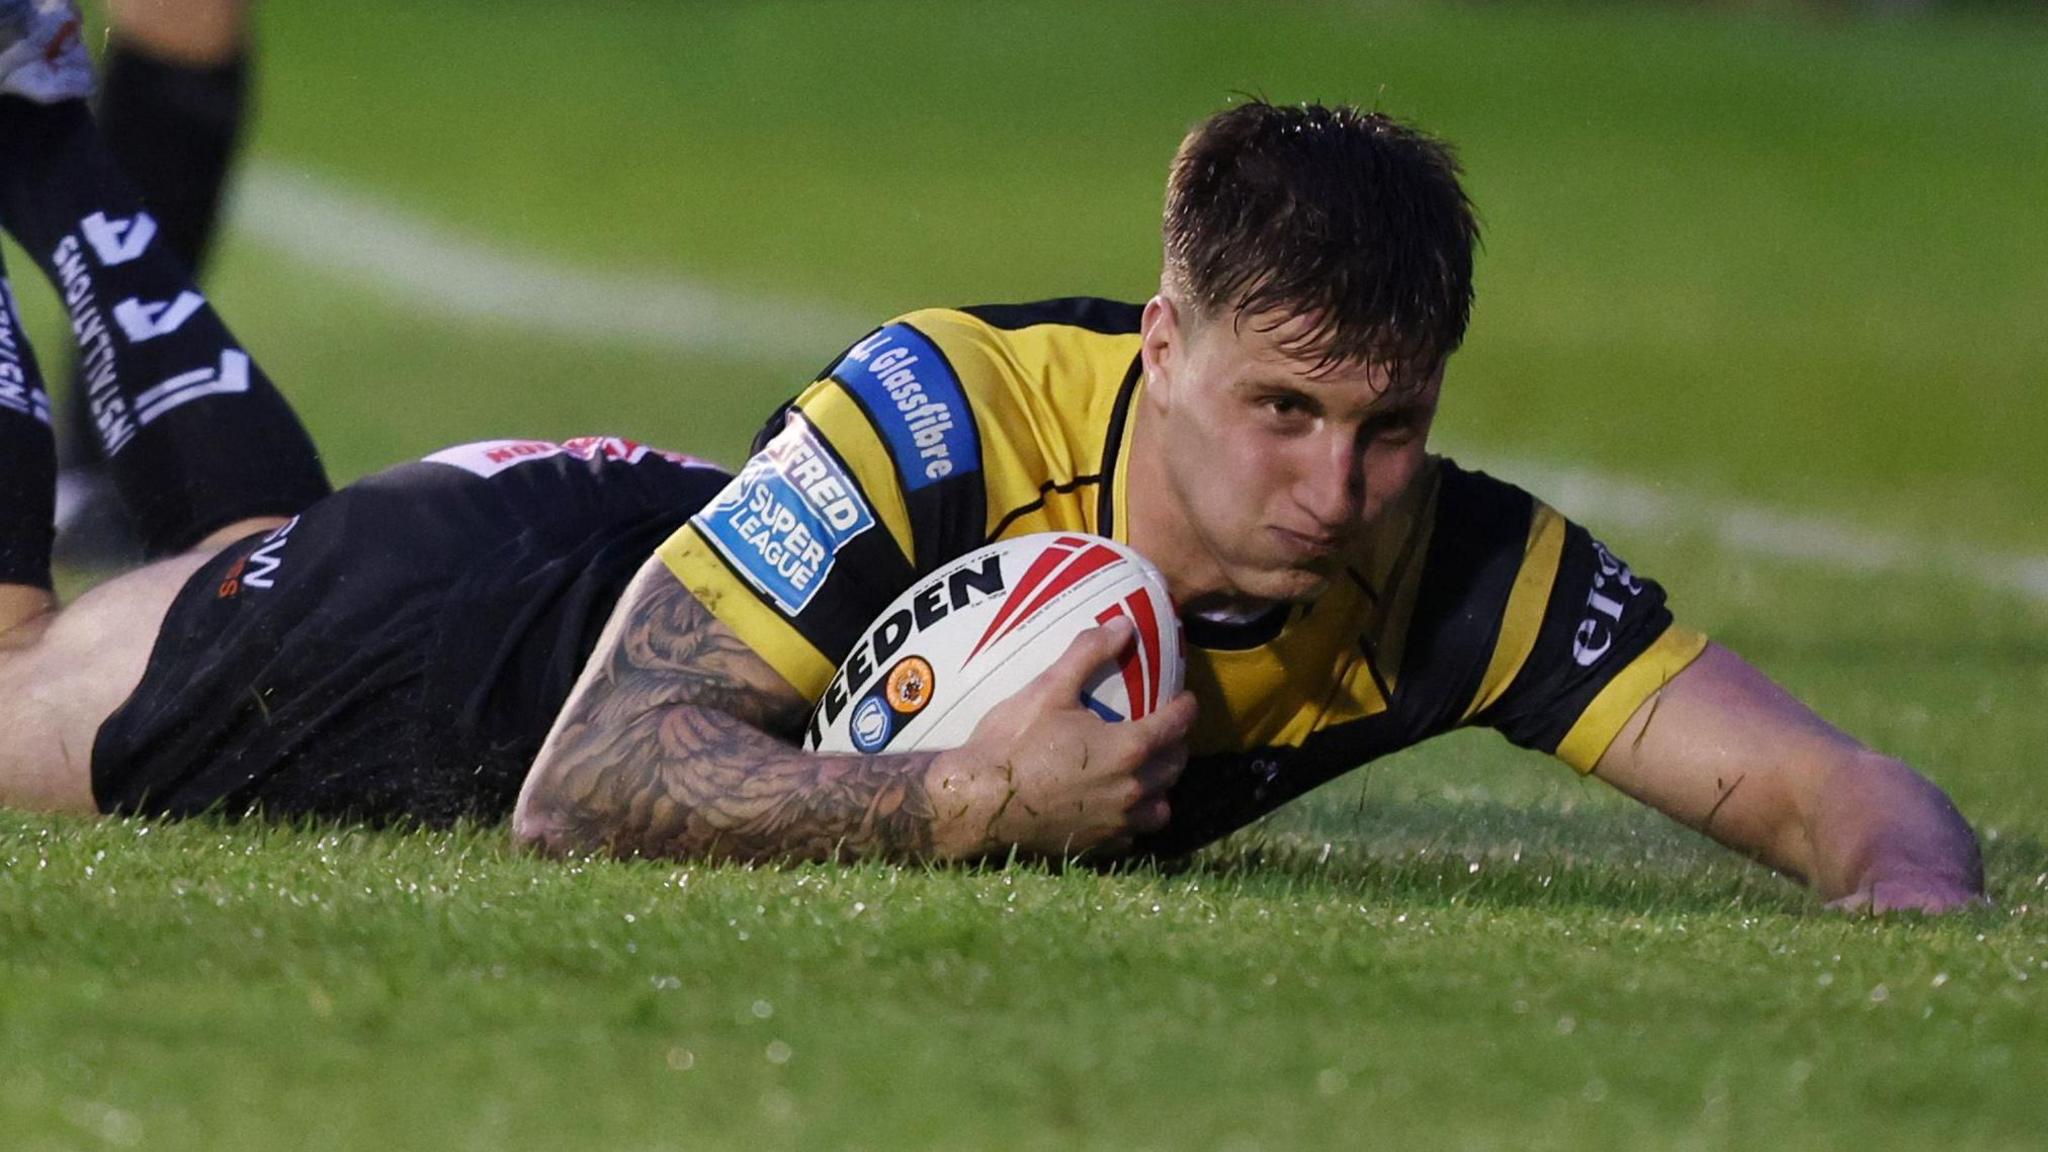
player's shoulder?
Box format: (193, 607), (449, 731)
(869, 297), (1144, 404)
(815, 297), (1144, 521)
(1429, 455), (1542, 529)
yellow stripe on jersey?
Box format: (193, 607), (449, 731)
(658, 525), (838, 698)
(899, 308), (1140, 543)
(791, 379), (916, 564)
(1459, 503), (1568, 723)
(1555, 625), (1711, 773)
(657, 377), (920, 701)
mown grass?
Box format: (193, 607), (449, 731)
(4, 1), (2046, 1148)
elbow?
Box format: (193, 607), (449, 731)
(510, 754), (592, 857)
(509, 781), (569, 856)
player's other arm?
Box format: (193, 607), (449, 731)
(511, 559), (1192, 865)
(1593, 643), (1984, 913)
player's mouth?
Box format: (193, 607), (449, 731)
(1268, 525), (1345, 561)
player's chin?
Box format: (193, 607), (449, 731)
(1236, 562), (1336, 605)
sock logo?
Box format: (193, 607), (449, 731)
(80, 211), (157, 266)
(50, 235), (136, 454)
(133, 349), (250, 426)
(113, 292), (206, 343)
(0, 278), (50, 426)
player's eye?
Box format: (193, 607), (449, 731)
(1258, 395), (1307, 420)
(1369, 412), (1429, 445)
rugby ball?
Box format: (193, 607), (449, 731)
(805, 533), (1183, 754)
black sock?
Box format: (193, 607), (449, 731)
(61, 43), (249, 469)
(0, 98), (329, 559)
(0, 263), (57, 590)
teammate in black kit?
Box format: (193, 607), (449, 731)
(56, 0), (262, 563)
(0, 2), (1984, 912)
(0, 7), (732, 823)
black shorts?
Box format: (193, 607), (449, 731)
(91, 438), (732, 825)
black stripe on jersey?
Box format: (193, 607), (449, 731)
(749, 324), (890, 457)
(828, 335), (987, 575)
(748, 397), (800, 457)
(1182, 605), (1290, 652)
(1094, 355), (1144, 535)
(1472, 521), (1678, 756)
(1136, 713), (1402, 858)
(987, 473), (1101, 541)
(781, 424), (919, 666)
(1382, 461), (1536, 745)
(959, 297), (1143, 335)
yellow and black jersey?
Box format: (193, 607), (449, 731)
(658, 298), (1707, 855)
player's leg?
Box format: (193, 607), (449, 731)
(100, 0), (249, 275)
(0, 231), (220, 812)
(56, 0), (253, 560)
(0, 261), (58, 637)
(0, 1), (312, 811)
(0, 36), (327, 558)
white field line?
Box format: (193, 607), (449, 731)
(1488, 459), (2048, 606)
(230, 162), (2048, 605)
(233, 162), (867, 362)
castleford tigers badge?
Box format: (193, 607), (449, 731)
(885, 657), (935, 716)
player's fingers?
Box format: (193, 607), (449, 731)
(1126, 794), (1172, 834)
(1137, 743), (1188, 789)
(1129, 690), (1198, 753)
(1036, 619), (1134, 701)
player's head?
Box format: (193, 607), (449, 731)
(1138, 99), (1478, 606)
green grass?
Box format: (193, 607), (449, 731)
(5, 1), (2048, 1148)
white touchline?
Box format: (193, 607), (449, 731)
(232, 162), (868, 364)
(230, 161), (2048, 607)
(1487, 458), (2048, 607)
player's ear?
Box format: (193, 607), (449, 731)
(1140, 294), (1182, 407)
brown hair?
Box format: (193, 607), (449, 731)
(1162, 100), (1479, 388)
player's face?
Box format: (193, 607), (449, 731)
(1137, 296), (1440, 609)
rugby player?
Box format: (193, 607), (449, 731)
(0, 1), (1984, 912)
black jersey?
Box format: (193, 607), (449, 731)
(93, 438), (733, 824)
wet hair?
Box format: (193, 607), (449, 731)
(1162, 99), (1479, 389)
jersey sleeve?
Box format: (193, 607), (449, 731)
(655, 318), (991, 700)
(1430, 464), (1709, 773)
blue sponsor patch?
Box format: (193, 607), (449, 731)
(832, 323), (980, 491)
(694, 415), (875, 615)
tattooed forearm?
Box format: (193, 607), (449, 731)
(516, 561), (945, 863)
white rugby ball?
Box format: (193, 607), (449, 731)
(805, 533), (1183, 754)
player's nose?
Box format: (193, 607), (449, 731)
(1294, 439), (1363, 530)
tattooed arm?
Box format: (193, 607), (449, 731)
(513, 559), (950, 862)
(512, 558), (1196, 864)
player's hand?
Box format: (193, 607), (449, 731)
(1824, 876), (1990, 916)
(926, 618), (1197, 862)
